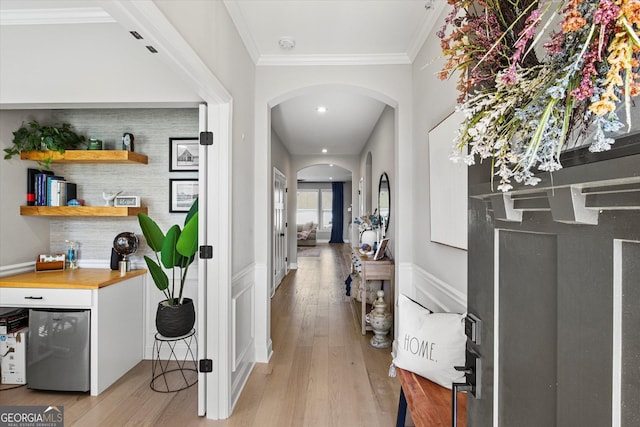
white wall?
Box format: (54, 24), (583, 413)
(0, 23), (200, 107)
(154, 0), (257, 275)
(358, 105), (395, 254)
(410, 6), (467, 313)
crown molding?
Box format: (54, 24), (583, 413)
(0, 7), (114, 26)
(223, 0), (260, 65)
(257, 53), (412, 67)
(406, 0), (447, 62)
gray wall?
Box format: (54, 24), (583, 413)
(0, 110), (54, 267)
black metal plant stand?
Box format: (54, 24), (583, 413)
(150, 328), (198, 392)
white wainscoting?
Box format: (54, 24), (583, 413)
(404, 263), (467, 313)
(230, 264), (256, 409)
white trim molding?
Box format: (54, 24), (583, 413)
(0, 262), (36, 277)
(231, 264), (256, 373)
(257, 53), (412, 67)
(410, 263), (467, 313)
(0, 7), (114, 26)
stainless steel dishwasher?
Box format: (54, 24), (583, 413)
(27, 308), (90, 392)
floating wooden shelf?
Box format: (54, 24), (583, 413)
(20, 150), (148, 164)
(20, 206), (147, 217)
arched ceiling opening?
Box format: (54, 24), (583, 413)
(271, 85), (387, 157)
(298, 164), (352, 183)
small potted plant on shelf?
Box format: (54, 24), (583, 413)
(3, 120), (86, 168)
(138, 199), (199, 337)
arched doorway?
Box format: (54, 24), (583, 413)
(263, 83), (398, 364)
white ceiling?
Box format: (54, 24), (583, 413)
(224, 0), (443, 66)
(0, 0), (445, 181)
(228, 0), (444, 181)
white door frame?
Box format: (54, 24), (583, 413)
(101, 1), (233, 419)
(272, 167), (287, 295)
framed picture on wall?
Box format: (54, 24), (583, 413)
(169, 179), (199, 212)
(169, 137), (199, 172)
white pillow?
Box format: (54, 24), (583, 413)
(392, 294), (466, 389)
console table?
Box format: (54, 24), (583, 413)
(350, 247), (394, 335)
(0, 268), (145, 395)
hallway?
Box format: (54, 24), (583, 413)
(222, 242), (399, 426)
(1, 243), (400, 426)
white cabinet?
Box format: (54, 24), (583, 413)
(0, 288), (92, 308)
(0, 269), (145, 395)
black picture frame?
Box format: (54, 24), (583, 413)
(169, 137), (199, 172)
(169, 179), (199, 213)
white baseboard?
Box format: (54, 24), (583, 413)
(0, 262), (35, 277)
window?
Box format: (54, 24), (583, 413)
(297, 188), (332, 231)
(297, 190), (318, 224)
(321, 189), (333, 230)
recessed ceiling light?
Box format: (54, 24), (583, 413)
(329, 177), (333, 180)
(329, 164), (334, 167)
(322, 148), (328, 153)
(316, 106), (328, 114)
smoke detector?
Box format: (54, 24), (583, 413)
(278, 37), (296, 51)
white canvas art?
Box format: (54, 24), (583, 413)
(428, 111), (468, 250)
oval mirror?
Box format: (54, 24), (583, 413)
(378, 172), (390, 232)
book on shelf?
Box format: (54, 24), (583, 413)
(26, 169), (77, 207)
(50, 180), (67, 206)
(35, 172), (53, 206)
(46, 176), (64, 206)
(64, 182), (77, 204)
(27, 169), (52, 206)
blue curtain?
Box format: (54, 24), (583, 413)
(329, 182), (344, 243)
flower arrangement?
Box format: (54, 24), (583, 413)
(354, 210), (382, 233)
(438, 0), (639, 191)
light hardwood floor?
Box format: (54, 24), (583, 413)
(1, 243), (401, 426)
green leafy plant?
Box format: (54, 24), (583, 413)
(4, 120), (86, 168)
(138, 199), (198, 305)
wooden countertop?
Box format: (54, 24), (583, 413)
(0, 268), (146, 289)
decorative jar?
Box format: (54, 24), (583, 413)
(368, 290), (392, 348)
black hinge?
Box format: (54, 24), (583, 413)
(200, 245), (213, 259)
(285, 222), (288, 228)
(285, 187), (288, 193)
(200, 131), (213, 146)
(285, 257), (288, 262)
(199, 359), (213, 373)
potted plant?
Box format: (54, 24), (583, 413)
(138, 199), (198, 337)
(3, 120), (86, 168)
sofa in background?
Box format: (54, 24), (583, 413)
(297, 222), (318, 246)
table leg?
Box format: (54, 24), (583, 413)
(396, 386), (407, 427)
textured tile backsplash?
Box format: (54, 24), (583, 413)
(48, 108), (198, 263)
